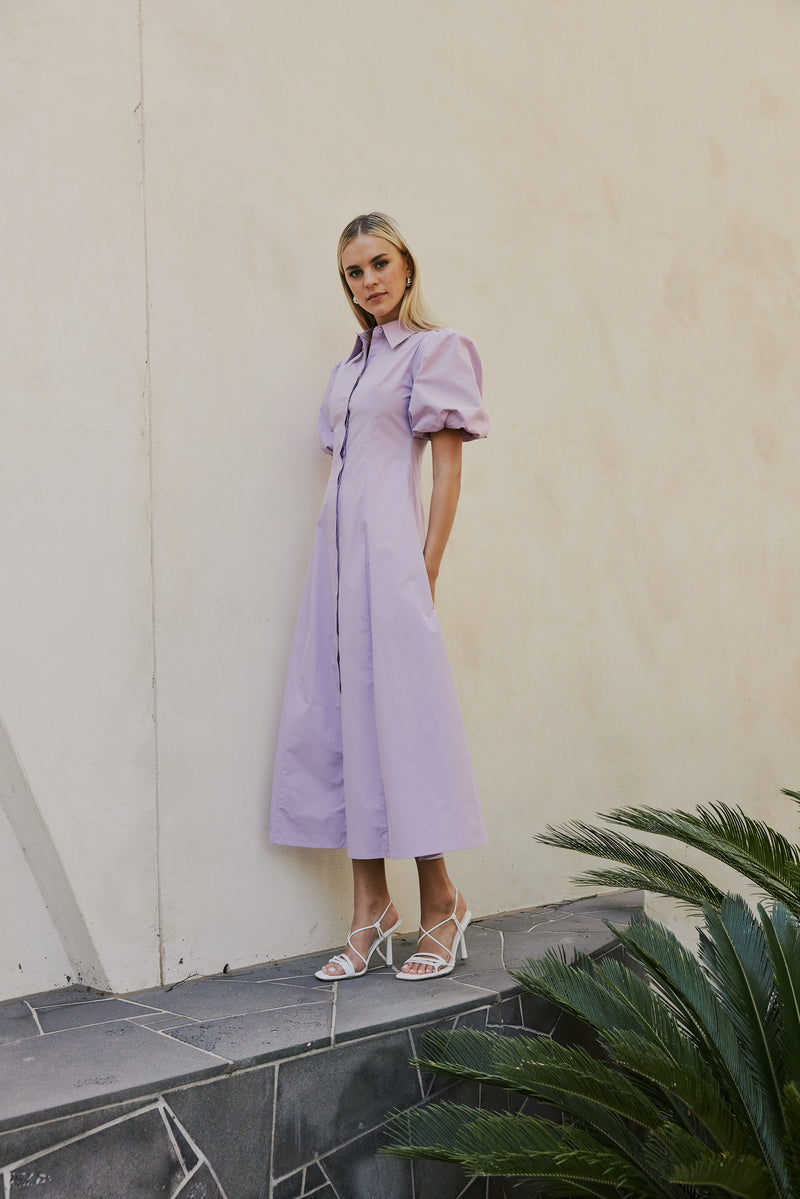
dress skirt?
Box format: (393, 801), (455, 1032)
(269, 319), (490, 860)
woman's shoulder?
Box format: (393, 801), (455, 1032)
(410, 325), (479, 355)
(410, 326), (481, 370)
(415, 324), (473, 341)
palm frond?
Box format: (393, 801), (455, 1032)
(417, 1028), (665, 1133)
(646, 1121), (775, 1197)
(760, 904), (800, 1074)
(699, 900), (782, 1110)
(566, 866), (723, 908)
(537, 820), (726, 909)
(696, 900), (786, 1189)
(605, 804), (800, 914)
(513, 948), (692, 1058)
(672, 1153), (773, 1198)
(415, 1026), (671, 1173)
(781, 1082), (800, 1196)
(605, 918), (734, 1043)
(511, 1184), (622, 1199)
(613, 918), (766, 1115)
(541, 799), (800, 914)
(512, 943), (772, 1158)
(384, 1102), (684, 1199)
(392, 791), (800, 1196)
(602, 1028), (756, 1157)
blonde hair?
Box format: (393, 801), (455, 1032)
(337, 212), (439, 333)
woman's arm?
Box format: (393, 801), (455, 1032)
(423, 428), (463, 604)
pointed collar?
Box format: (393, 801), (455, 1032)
(380, 320), (416, 349)
(345, 320), (416, 361)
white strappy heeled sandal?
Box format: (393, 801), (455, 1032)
(397, 891), (471, 981)
(314, 901), (401, 980)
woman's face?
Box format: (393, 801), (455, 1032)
(340, 234), (410, 325)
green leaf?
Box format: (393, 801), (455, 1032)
(760, 904), (800, 1079)
(537, 820), (726, 910)
(602, 1027), (755, 1157)
(646, 1120), (773, 1196)
(392, 793), (800, 1198)
(617, 911), (788, 1195)
(384, 1102), (683, 1198)
(782, 1081), (800, 1196)
(513, 947), (687, 1056)
(418, 1028), (664, 1132)
(606, 804), (800, 915)
(614, 921), (767, 1112)
(672, 1152), (774, 1198)
(541, 800), (800, 915)
(698, 900), (781, 1113)
(415, 1027), (669, 1175)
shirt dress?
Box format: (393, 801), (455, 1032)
(269, 319), (490, 860)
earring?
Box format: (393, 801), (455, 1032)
(352, 296), (359, 305)
(405, 277), (412, 288)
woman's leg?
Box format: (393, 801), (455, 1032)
(316, 858), (399, 978)
(398, 856), (469, 976)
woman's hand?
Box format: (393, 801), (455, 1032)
(423, 429), (463, 605)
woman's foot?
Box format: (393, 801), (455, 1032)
(398, 889), (470, 978)
(315, 901), (400, 980)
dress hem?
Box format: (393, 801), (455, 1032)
(269, 835), (489, 861)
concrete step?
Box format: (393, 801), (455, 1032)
(0, 892), (642, 1198)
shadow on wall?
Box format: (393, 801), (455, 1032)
(0, 717), (110, 990)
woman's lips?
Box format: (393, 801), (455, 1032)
(367, 293), (386, 304)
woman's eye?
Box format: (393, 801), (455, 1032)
(376, 260), (388, 269)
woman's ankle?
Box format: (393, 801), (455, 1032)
(351, 897), (395, 930)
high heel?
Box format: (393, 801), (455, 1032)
(314, 901), (401, 980)
(397, 891), (471, 981)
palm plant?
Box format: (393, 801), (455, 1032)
(385, 790), (800, 1197)
(537, 788), (800, 919)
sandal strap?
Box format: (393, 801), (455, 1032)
(348, 900), (394, 944)
(339, 901), (397, 972)
(403, 952), (448, 969)
(415, 929), (451, 957)
(416, 891), (462, 959)
(316, 903), (400, 981)
(325, 951), (361, 977)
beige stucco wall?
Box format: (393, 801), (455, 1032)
(1, 0), (798, 999)
(1, 2), (158, 995)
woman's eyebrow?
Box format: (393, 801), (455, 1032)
(344, 253), (387, 273)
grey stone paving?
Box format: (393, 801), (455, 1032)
(0, 891), (643, 1198)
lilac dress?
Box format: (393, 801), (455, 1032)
(269, 320), (489, 859)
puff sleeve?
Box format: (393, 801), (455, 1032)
(408, 329), (490, 442)
(317, 365), (338, 455)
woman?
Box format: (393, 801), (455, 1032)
(269, 213), (489, 980)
